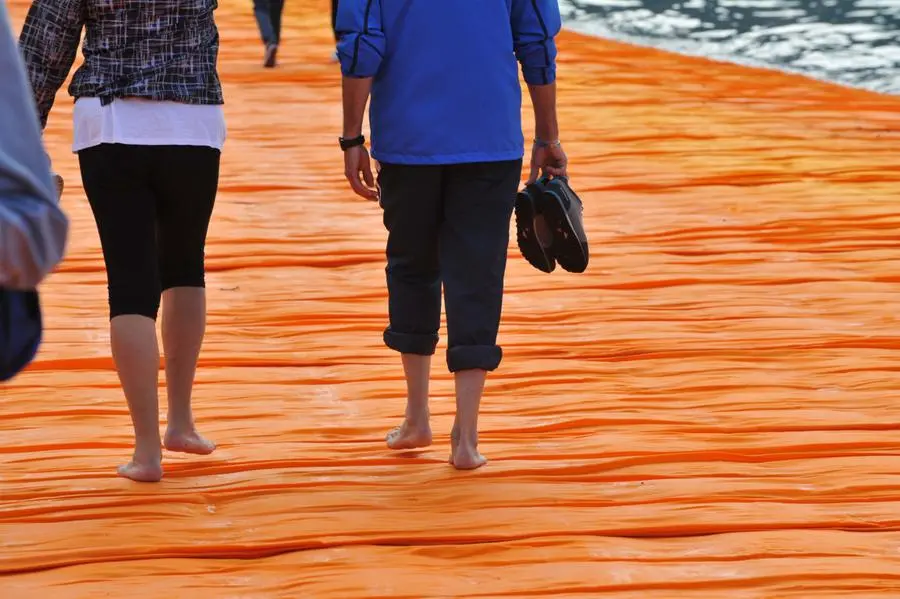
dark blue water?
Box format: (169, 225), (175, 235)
(561, 0), (900, 94)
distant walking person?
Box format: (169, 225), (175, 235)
(253, 0), (285, 67)
(19, 0), (226, 482)
(330, 0), (338, 60)
(331, 0), (337, 40)
(336, 0), (566, 469)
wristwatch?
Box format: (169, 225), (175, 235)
(339, 134), (366, 151)
(534, 137), (562, 148)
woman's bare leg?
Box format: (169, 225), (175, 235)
(111, 314), (164, 482)
(161, 287), (215, 455)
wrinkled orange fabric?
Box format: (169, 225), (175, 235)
(3, 0), (900, 596)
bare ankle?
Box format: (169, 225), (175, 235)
(405, 408), (430, 428)
(448, 428), (486, 470)
(452, 424), (477, 446)
(133, 439), (162, 463)
(166, 411), (195, 432)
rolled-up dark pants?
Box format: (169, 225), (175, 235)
(377, 159), (521, 373)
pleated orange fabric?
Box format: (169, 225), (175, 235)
(3, 0), (900, 596)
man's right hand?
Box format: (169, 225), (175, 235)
(527, 140), (568, 184)
(344, 145), (379, 201)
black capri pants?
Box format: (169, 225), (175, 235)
(78, 143), (220, 321)
(377, 159), (522, 373)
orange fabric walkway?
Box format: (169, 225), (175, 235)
(4, 1), (900, 596)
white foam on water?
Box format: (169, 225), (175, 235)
(559, 0), (900, 95)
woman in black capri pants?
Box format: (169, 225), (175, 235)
(19, 0), (225, 482)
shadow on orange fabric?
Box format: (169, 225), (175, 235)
(3, 0), (900, 596)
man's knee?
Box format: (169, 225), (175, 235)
(385, 254), (439, 286)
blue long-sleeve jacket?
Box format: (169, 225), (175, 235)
(336, 0), (562, 165)
(0, 0), (68, 290)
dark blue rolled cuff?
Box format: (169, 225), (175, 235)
(383, 327), (439, 356)
(447, 345), (503, 373)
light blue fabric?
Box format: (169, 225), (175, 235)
(0, 0), (68, 290)
(336, 0), (561, 165)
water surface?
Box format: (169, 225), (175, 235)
(561, 0), (900, 93)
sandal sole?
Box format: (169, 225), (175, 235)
(515, 186), (556, 273)
(541, 182), (589, 273)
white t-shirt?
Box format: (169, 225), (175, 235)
(72, 97), (226, 153)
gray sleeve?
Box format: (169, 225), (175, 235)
(0, 1), (68, 290)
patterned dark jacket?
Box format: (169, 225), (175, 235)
(18, 0), (224, 129)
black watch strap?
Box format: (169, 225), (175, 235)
(339, 135), (365, 151)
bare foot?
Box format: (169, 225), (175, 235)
(450, 446), (487, 470)
(117, 460), (163, 483)
(449, 425), (487, 470)
(386, 419), (433, 450)
(164, 429), (216, 455)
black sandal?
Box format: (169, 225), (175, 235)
(515, 179), (556, 273)
(540, 177), (588, 273)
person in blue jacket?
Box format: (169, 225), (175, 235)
(336, 0), (568, 469)
(0, 0), (68, 382)
(0, 0), (67, 292)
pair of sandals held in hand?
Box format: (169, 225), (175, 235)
(515, 176), (589, 274)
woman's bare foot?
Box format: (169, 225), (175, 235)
(386, 419), (433, 450)
(449, 424), (487, 470)
(117, 459), (163, 482)
(164, 428), (216, 455)
(450, 446), (487, 470)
